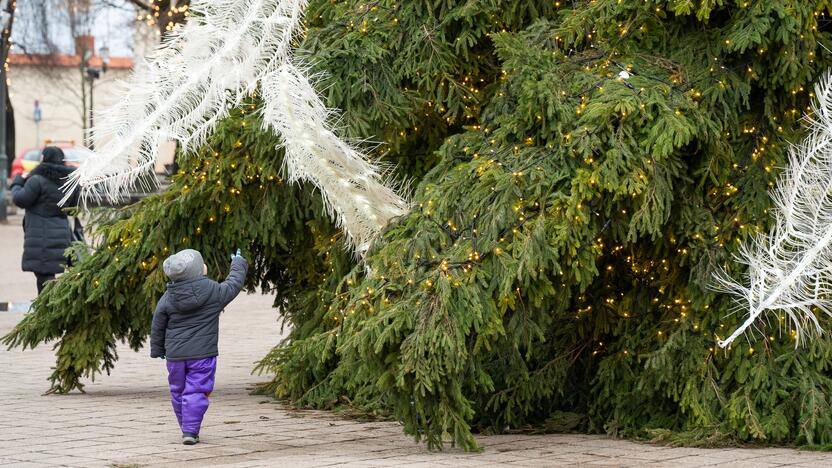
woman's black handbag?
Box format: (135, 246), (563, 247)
(71, 217), (85, 243)
(66, 217), (88, 267)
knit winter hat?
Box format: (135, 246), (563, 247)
(163, 249), (205, 282)
(41, 146), (65, 164)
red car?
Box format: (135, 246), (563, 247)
(10, 142), (87, 180)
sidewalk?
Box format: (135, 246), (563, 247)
(0, 214), (37, 302)
(1, 217), (832, 467)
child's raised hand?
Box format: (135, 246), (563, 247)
(231, 248), (242, 261)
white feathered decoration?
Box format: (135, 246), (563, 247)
(70, 0), (304, 196)
(260, 64), (408, 254)
(714, 70), (832, 348)
(67, 0), (408, 254)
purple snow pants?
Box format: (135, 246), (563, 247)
(166, 357), (217, 434)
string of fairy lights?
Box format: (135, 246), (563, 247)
(134, 0), (191, 34)
(101, 1), (831, 359)
(304, 4), (830, 360)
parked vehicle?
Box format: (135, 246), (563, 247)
(9, 142), (87, 180)
(6, 142), (163, 207)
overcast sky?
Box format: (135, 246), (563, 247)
(12, 0), (138, 57)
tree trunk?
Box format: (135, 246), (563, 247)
(6, 88), (14, 166)
(2, 0), (15, 171)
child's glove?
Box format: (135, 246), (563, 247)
(230, 248), (242, 261)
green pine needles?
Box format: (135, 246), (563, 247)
(263, 0), (832, 450)
(2, 109), (353, 393)
(8, 0), (832, 452)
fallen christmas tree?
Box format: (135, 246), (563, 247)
(260, 0), (832, 450)
(7, 0), (832, 452)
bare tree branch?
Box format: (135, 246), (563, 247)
(124, 0), (151, 12)
(129, 0), (190, 35)
(95, 0), (141, 13)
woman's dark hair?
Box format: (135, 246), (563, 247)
(41, 146), (65, 164)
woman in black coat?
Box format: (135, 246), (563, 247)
(10, 147), (79, 293)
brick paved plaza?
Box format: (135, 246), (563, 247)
(2, 215), (832, 467)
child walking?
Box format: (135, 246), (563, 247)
(150, 248), (248, 445)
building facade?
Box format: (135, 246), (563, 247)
(8, 32), (174, 172)
(9, 44), (132, 152)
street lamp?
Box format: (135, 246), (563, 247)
(85, 45), (110, 151)
(99, 45), (110, 72)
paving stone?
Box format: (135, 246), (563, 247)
(106, 454), (171, 466)
(33, 455), (104, 467)
(398, 463), (479, 468)
(0, 463), (56, 468)
(710, 462), (781, 468)
(663, 455), (735, 466)
(2, 216), (832, 467)
(584, 459), (644, 467)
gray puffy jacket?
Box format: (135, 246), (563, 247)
(150, 256), (248, 361)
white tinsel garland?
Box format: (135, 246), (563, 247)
(714, 70), (832, 347)
(65, 0), (407, 254)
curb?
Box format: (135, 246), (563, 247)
(0, 301), (31, 312)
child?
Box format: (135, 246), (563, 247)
(150, 248), (248, 445)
